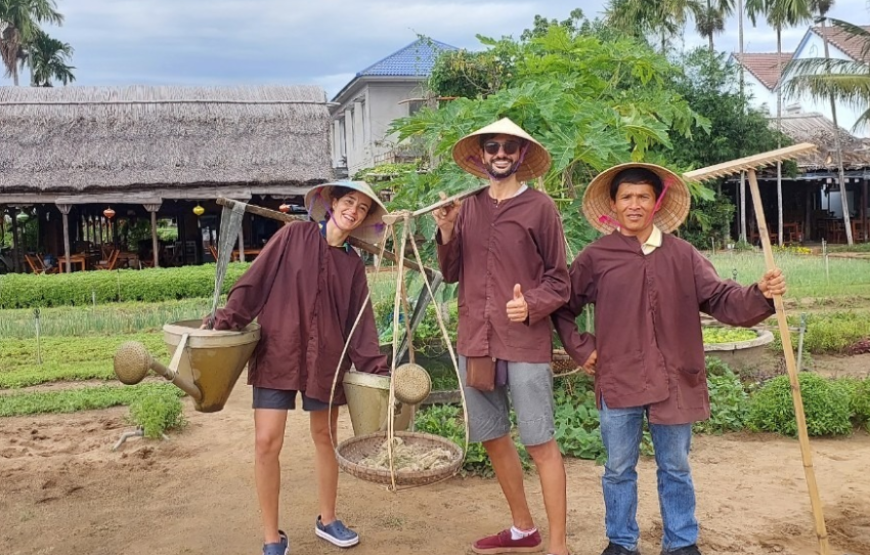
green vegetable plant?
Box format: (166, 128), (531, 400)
(747, 373), (853, 437)
(127, 390), (187, 439)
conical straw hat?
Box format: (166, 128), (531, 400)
(452, 118), (552, 182)
(582, 163), (691, 234)
(304, 180), (388, 245)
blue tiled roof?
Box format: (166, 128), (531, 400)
(358, 38), (458, 77)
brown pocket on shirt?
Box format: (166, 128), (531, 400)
(466, 356), (496, 392)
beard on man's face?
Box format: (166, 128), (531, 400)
(485, 157), (516, 178)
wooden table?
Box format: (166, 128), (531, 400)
(59, 254), (89, 272)
(231, 248), (262, 262)
(117, 252), (140, 269)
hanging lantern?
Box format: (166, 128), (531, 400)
(279, 203), (291, 213)
(103, 206), (116, 219)
(193, 203), (205, 216)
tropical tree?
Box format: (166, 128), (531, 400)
(793, 1), (852, 243)
(783, 20), (870, 129)
(745, 0), (812, 246)
(0, 0), (63, 85)
(694, 0), (736, 51)
(605, 0), (704, 53)
(27, 28), (73, 85)
(393, 23), (710, 255)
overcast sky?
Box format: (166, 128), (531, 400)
(18, 0), (870, 98)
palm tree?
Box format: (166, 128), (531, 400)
(695, 0), (736, 51)
(784, 19), (870, 244)
(26, 28), (72, 85)
(746, 0), (812, 246)
(0, 0), (63, 85)
(809, 1), (851, 243)
(783, 21), (870, 129)
(606, 0), (703, 53)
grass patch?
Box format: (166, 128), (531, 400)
(0, 299), (213, 339)
(0, 332), (167, 388)
(707, 251), (870, 300)
(0, 383), (183, 417)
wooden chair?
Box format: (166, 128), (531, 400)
(851, 220), (867, 242)
(96, 249), (121, 271)
(24, 254), (44, 274)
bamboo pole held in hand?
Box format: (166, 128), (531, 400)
(746, 168), (831, 555)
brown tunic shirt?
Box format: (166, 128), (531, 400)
(437, 187), (570, 363)
(212, 221), (388, 405)
(553, 231), (774, 425)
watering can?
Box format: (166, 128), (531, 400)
(113, 320), (260, 413)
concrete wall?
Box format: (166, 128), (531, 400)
(331, 80), (424, 176)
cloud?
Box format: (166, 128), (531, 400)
(21, 0), (870, 95)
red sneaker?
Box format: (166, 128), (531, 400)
(472, 529), (543, 554)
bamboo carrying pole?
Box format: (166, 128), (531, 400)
(746, 168), (831, 555)
(215, 198), (436, 280)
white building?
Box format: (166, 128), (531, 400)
(330, 38), (457, 178)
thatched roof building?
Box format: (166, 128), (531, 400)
(0, 85), (333, 204)
(0, 85), (333, 272)
(777, 112), (870, 170)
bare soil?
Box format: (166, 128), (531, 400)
(1, 379), (869, 555)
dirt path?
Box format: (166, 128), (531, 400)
(1, 380), (869, 555)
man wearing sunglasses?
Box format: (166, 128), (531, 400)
(434, 118), (573, 555)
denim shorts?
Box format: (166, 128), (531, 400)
(458, 355), (555, 446)
(252, 387), (329, 411)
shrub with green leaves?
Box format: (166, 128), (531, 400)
(128, 390), (187, 439)
(0, 264), (250, 309)
(771, 311), (870, 355)
(747, 373), (853, 437)
(694, 357), (748, 434)
(553, 377), (606, 462)
(850, 378), (870, 431)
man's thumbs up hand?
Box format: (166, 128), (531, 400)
(506, 283), (529, 323)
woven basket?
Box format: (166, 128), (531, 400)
(336, 431), (463, 487)
(551, 349), (582, 377)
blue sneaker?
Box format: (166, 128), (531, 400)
(315, 515), (359, 548)
(263, 530), (288, 555)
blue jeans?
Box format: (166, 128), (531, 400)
(599, 398), (698, 552)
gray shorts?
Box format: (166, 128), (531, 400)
(252, 387), (329, 412)
(458, 355), (555, 446)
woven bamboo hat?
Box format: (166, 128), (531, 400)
(305, 180), (388, 245)
(582, 163), (691, 234)
(452, 118), (551, 182)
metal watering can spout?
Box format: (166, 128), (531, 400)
(113, 320), (261, 413)
(114, 337), (204, 401)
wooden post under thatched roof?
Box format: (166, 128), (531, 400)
(0, 86), (334, 270)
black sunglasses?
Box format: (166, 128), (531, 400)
(483, 140), (521, 156)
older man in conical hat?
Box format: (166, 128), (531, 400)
(552, 163), (786, 555)
(434, 118), (572, 555)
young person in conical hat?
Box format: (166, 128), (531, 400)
(435, 117), (573, 555)
(552, 164), (786, 555)
(210, 181), (389, 555)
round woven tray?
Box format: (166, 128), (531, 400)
(336, 431), (463, 487)
(551, 349), (582, 377)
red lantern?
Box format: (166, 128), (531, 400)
(279, 203), (291, 213)
(103, 207), (116, 219)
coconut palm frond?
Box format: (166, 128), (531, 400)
(786, 72), (870, 103)
(825, 18), (870, 60)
